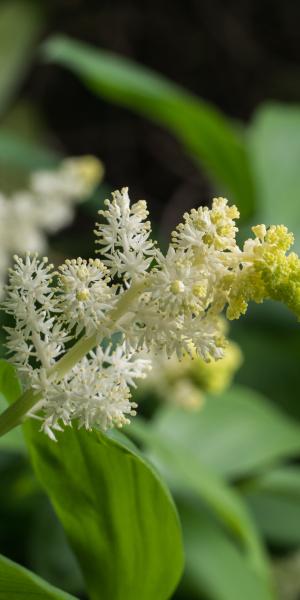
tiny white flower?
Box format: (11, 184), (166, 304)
(150, 247), (209, 317)
(57, 257), (115, 336)
(95, 187), (156, 282)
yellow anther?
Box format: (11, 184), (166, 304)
(76, 288), (90, 301)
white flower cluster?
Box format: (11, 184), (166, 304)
(94, 194), (240, 361)
(5, 187), (297, 439)
(36, 344), (150, 441)
(0, 156), (103, 297)
(3, 253), (150, 439)
(95, 188), (156, 281)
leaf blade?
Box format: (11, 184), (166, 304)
(149, 385), (300, 479)
(245, 467), (300, 546)
(0, 360), (25, 452)
(129, 416), (269, 584)
(180, 500), (274, 600)
(0, 553), (76, 600)
(24, 425), (184, 600)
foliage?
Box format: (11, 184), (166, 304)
(129, 385), (300, 599)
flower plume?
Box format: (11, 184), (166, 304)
(3, 188), (300, 439)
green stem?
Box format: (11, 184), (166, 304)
(0, 280), (147, 437)
(0, 389), (43, 437)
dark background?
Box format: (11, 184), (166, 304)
(27, 0), (300, 223)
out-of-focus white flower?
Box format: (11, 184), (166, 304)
(4, 187), (299, 440)
(0, 156), (103, 297)
(141, 335), (243, 410)
(31, 155), (103, 232)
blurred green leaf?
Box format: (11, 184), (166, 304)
(129, 416), (270, 584)
(145, 384), (300, 479)
(0, 130), (61, 172)
(180, 499), (274, 600)
(0, 553), (77, 600)
(42, 35), (256, 217)
(0, 101), (62, 192)
(0, 1), (45, 117)
(231, 306), (300, 420)
(29, 498), (85, 595)
(24, 425), (184, 600)
(245, 467), (300, 547)
(0, 360), (25, 452)
(248, 103), (300, 249)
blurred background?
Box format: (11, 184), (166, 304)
(0, 1), (300, 599)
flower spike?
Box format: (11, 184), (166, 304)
(2, 189), (300, 439)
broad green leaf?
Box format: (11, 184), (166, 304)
(0, 360), (25, 452)
(248, 103), (300, 249)
(245, 467), (300, 546)
(147, 384), (300, 479)
(0, 553), (76, 600)
(0, 1), (45, 116)
(179, 499), (274, 600)
(24, 425), (184, 600)
(42, 35), (256, 217)
(129, 417), (269, 583)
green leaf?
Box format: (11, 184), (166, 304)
(0, 553), (77, 600)
(24, 425), (184, 600)
(0, 360), (22, 406)
(129, 417), (269, 584)
(245, 467), (300, 547)
(146, 384), (300, 479)
(180, 499), (274, 600)
(248, 103), (300, 249)
(231, 307), (300, 420)
(42, 35), (256, 217)
(0, 360), (25, 452)
(0, 1), (45, 116)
